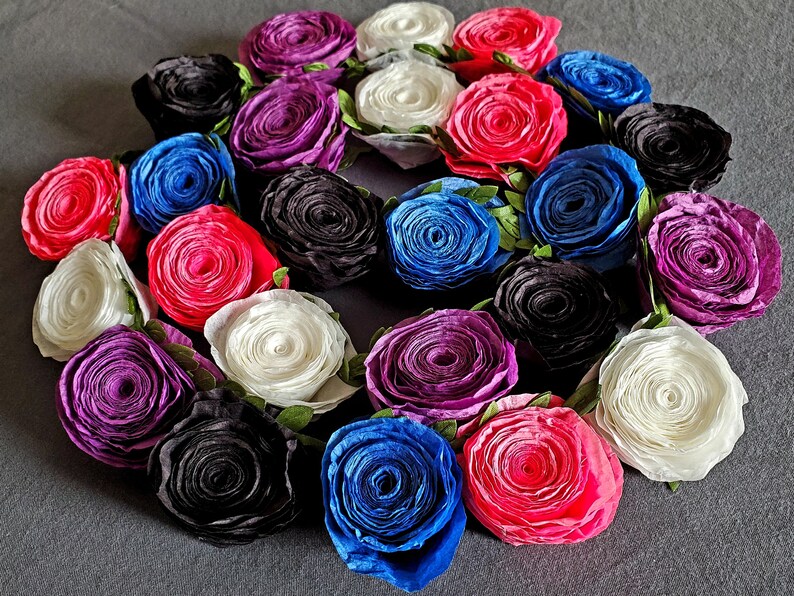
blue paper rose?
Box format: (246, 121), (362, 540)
(129, 132), (238, 233)
(539, 50), (651, 119)
(385, 177), (512, 290)
(525, 145), (646, 271)
(322, 417), (466, 592)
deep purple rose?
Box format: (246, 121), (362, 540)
(229, 76), (347, 175)
(239, 11), (356, 84)
(364, 309), (519, 424)
(56, 324), (212, 469)
(645, 192), (782, 334)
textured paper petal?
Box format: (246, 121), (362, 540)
(355, 131), (441, 169)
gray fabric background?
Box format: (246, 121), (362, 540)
(1, 0), (792, 594)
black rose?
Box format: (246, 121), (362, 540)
(148, 389), (304, 546)
(493, 256), (619, 392)
(614, 102), (732, 193)
(132, 54), (246, 140)
(257, 166), (383, 290)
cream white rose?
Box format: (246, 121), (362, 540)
(356, 2), (455, 60)
(589, 318), (747, 482)
(204, 289), (358, 414)
(32, 239), (156, 361)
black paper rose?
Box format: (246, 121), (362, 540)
(614, 102), (732, 193)
(493, 256), (619, 390)
(132, 54), (248, 140)
(257, 166), (383, 290)
(148, 389), (304, 546)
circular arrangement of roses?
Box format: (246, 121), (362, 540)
(19, 4), (783, 595)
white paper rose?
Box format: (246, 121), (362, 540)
(32, 239), (156, 361)
(356, 2), (455, 60)
(589, 318), (747, 482)
(204, 289), (358, 414)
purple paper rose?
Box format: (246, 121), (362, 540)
(364, 309), (519, 424)
(56, 323), (221, 469)
(229, 76), (347, 175)
(239, 11), (356, 84)
(645, 192), (782, 334)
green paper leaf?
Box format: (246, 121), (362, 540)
(242, 395), (266, 410)
(434, 127), (460, 157)
(478, 401), (500, 426)
(565, 380), (601, 415)
(275, 405), (314, 433)
(126, 293), (137, 316)
(108, 215), (119, 237)
(508, 170), (531, 192)
(497, 225), (517, 252)
(641, 312), (673, 330)
(381, 125), (400, 134)
(488, 205), (514, 219)
(355, 185), (371, 198)
(369, 326), (390, 350)
(443, 45), (473, 62)
(295, 433), (327, 450)
(419, 307), (435, 316)
(408, 125), (434, 135)
(341, 113), (363, 132)
(470, 297), (493, 311)
(191, 368), (217, 392)
(515, 238), (537, 251)
(637, 187), (656, 234)
(303, 62), (330, 72)
(329, 311), (341, 322)
(532, 244), (553, 258)
(413, 43), (443, 59)
(421, 180), (443, 195)
(359, 121), (383, 136)
(211, 114), (232, 136)
(567, 85), (596, 116)
(272, 267), (289, 288)
(338, 143), (373, 171)
(371, 408), (395, 419)
(492, 51), (529, 74)
(668, 481), (682, 492)
(470, 185), (499, 201)
(337, 88), (356, 118)
(382, 196), (399, 215)
(431, 419), (458, 442)
(347, 352), (368, 380)
(528, 391), (552, 408)
(143, 320), (167, 344)
(162, 343), (199, 372)
(219, 380), (248, 397)
(504, 190), (526, 214)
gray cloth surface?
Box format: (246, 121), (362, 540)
(1, 0), (792, 594)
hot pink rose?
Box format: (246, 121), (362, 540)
(460, 405), (623, 545)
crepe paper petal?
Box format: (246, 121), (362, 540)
(21, 157), (140, 262)
(385, 177), (515, 290)
(493, 256), (619, 384)
(148, 389), (305, 546)
(442, 73), (567, 183)
(32, 239), (156, 361)
(132, 54), (247, 140)
(455, 392), (565, 441)
(525, 145), (646, 271)
(590, 317), (748, 482)
(615, 103), (732, 194)
(256, 166), (382, 290)
(538, 50), (652, 120)
(365, 309), (519, 425)
(56, 325), (199, 469)
(356, 2), (455, 61)
(230, 76), (347, 175)
(450, 7), (561, 82)
(204, 290), (358, 415)
(644, 192), (781, 334)
(146, 204), (283, 331)
(460, 406), (623, 545)
(322, 417), (465, 592)
(354, 131), (441, 169)
(239, 11), (356, 84)
(128, 133), (237, 234)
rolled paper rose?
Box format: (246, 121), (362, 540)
(442, 73), (567, 184)
(257, 166), (382, 290)
(33, 239), (156, 361)
(229, 76), (347, 175)
(385, 177), (512, 290)
(461, 405), (623, 545)
(538, 50), (652, 120)
(493, 256), (619, 381)
(322, 417), (466, 592)
(147, 204), (283, 331)
(645, 192), (781, 333)
(129, 133), (237, 234)
(56, 324), (206, 469)
(22, 157), (139, 261)
(450, 7), (561, 82)
(365, 309), (519, 424)
(149, 389), (304, 546)
(239, 11), (356, 84)
(132, 54), (248, 140)
(356, 2), (455, 61)
(615, 103), (732, 193)
(204, 290), (358, 415)
(590, 318), (748, 482)
(525, 145), (646, 271)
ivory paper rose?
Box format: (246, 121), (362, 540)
(204, 290), (358, 415)
(33, 239), (156, 361)
(590, 318), (748, 482)
(356, 2), (455, 60)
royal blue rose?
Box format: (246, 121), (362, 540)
(539, 50), (651, 119)
(322, 417), (466, 592)
(129, 132), (238, 233)
(385, 177), (511, 290)
(525, 145), (646, 271)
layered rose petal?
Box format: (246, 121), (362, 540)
(356, 2), (455, 60)
(22, 157), (140, 261)
(147, 204), (282, 331)
(646, 192), (781, 333)
(365, 309), (519, 424)
(461, 406), (623, 545)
